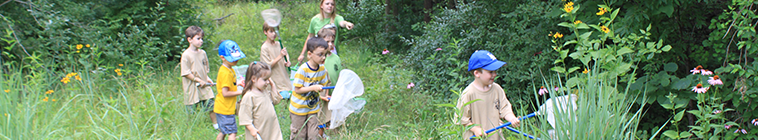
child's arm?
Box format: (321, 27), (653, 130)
(245, 125), (259, 137)
(221, 87), (242, 97)
(499, 96), (520, 127)
(294, 84), (323, 94)
(268, 78), (283, 105)
(206, 76), (214, 85)
(455, 94), (485, 137)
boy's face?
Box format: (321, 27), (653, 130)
(307, 47), (327, 64)
(264, 29), (277, 41)
(188, 34), (204, 48)
(323, 36), (335, 51)
(474, 69), (497, 86)
(220, 56), (238, 66)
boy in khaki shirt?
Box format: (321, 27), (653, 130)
(259, 22), (290, 101)
(180, 26), (217, 129)
(456, 50), (521, 139)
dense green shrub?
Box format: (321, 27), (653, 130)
(402, 0), (563, 110)
(0, 0), (206, 73)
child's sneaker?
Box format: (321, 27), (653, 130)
(320, 133), (330, 139)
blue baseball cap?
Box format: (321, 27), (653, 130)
(218, 40), (246, 62)
(468, 50), (506, 71)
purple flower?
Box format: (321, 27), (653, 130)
(701, 69), (713, 75)
(708, 75), (723, 85)
(713, 110), (722, 114)
(725, 125), (732, 129)
(538, 86), (548, 96)
(435, 48), (442, 51)
(553, 86), (559, 91)
(407, 82), (415, 89)
(690, 65), (702, 75)
(752, 119), (758, 126)
(691, 83), (709, 93)
(382, 49), (389, 55)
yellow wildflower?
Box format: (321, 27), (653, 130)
(563, 2), (575, 13)
(45, 90), (54, 94)
(117, 72), (122, 76)
(3, 113), (6, 117)
(43, 97), (49, 102)
(76, 44), (83, 50)
(52, 99), (57, 102)
(601, 25), (610, 33)
(75, 75), (81, 81)
(553, 32), (564, 38)
(67, 73), (77, 77)
(574, 20), (582, 24)
(61, 77), (70, 84)
(119, 64), (124, 67)
(86, 44), (91, 48)
(583, 68), (590, 74)
(115, 69), (121, 73)
(3, 90), (8, 93)
(76, 50), (80, 53)
(596, 8), (608, 15)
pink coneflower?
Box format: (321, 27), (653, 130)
(708, 75), (723, 85)
(407, 82), (415, 89)
(554, 86), (559, 91)
(690, 65), (703, 75)
(701, 69), (713, 75)
(725, 125), (732, 129)
(692, 83), (709, 93)
(713, 110), (722, 114)
(435, 48), (442, 51)
(752, 118), (758, 126)
(538, 86), (548, 95)
(382, 49), (389, 54)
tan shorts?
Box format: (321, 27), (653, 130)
(290, 113), (319, 140)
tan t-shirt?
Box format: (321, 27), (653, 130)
(455, 83), (517, 140)
(180, 49), (215, 105)
(238, 89), (283, 140)
(260, 41), (293, 93)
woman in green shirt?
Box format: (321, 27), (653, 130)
(297, 0), (354, 62)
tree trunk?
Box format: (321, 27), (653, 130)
(424, 0), (432, 22)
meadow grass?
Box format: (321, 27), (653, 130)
(1, 1), (447, 139)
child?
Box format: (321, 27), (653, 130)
(455, 50), (520, 139)
(297, 0), (355, 62)
(180, 25), (217, 129)
(316, 24), (339, 137)
(259, 22), (291, 101)
(290, 37), (330, 140)
(214, 40), (247, 140)
(238, 62), (284, 140)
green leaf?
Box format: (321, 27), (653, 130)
(580, 31), (593, 40)
(672, 78), (692, 90)
(576, 23), (590, 29)
(558, 22), (573, 28)
(617, 47), (634, 56)
(661, 77), (671, 86)
(662, 45), (672, 51)
(435, 103), (456, 108)
(567, 77), (580, 88)
(658, 5), (675, 17)
(679, 131), (692, 138)
(551, 66), (567, 73)
(664, 63), (678, 72)
(674, 110), (685, 121)
(568, 67), (581, 74)
(660, 102), (674, 110)
(662, 130), (679, 139)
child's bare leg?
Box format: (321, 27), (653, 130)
(210, 111), (217, 124)
(216, 133), (225, 140)
(228, 133), (236, 140)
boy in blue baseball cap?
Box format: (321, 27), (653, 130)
(214, 40), (246, 140)
(456, 50), (520, 139)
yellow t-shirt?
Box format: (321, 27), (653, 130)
(214, 65), (238, 115)
(289, 63), (328, 116)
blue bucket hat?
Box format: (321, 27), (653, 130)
(218, 40), (246, 62)
(468, 50), (506, 71)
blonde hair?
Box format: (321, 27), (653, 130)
(317, 24), (336, 38)
(241, 61), (271, 97)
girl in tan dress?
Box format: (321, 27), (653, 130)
(238, 62), (284, 140)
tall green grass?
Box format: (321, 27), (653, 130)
(1, 1), (450, 139)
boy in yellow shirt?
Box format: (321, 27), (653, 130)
(290, 37), (330, 140)
(214, 40), (246, 140)
(456, 50), (521, 139)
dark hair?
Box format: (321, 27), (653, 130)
(262, 22), (277, 33)
(306, 37), (329, 52)
(241, 61), (271, 97)
(185, 26), (204, 39)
